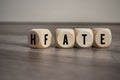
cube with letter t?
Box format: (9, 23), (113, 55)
(75, 28), (93, 48)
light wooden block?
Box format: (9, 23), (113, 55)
(55, 28), (75, 48)
(28, 29), (52, 48)
(92, 28), (112, 48)
(75, 28), (93, 48)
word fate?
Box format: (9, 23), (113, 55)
(28, 28), (112, 48)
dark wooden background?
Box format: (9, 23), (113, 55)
(0, 23), (120, 80)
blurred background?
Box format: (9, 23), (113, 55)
(0, 0), (120, 23)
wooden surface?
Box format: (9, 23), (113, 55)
(0, 24), (120, 80)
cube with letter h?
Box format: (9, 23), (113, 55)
(28, 29), (52, 48)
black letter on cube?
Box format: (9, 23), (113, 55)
(82, 34), (87, 45)
(101, 34), (105, 44)
(31, 34), (36, 45)
(63, 34), (68, 45)
(44, 34), (48, 45)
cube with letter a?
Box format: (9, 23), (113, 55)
(55, 28), (75, 48)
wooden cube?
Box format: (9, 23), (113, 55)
(55, 28), (75, 48)
(92, 28), (112, 48)
(28, 29), (52, 48)
(75, 28), (93, 48)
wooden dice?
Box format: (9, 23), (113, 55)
(55, 28), (75, 48)
(92, 28), (112, 48)
(28, 28), (112, 48)
(28, 29), (52, 48)
(75, 28), (93, 48)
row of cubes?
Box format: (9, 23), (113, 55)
(28, 28), (112, 48)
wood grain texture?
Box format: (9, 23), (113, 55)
(0, 23), (120, 80)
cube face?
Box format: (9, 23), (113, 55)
(92, 28), (112, 47)
(28, 29), (52, 48)
(56, 29), (75, 48)
(75, 28), (93, 48)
